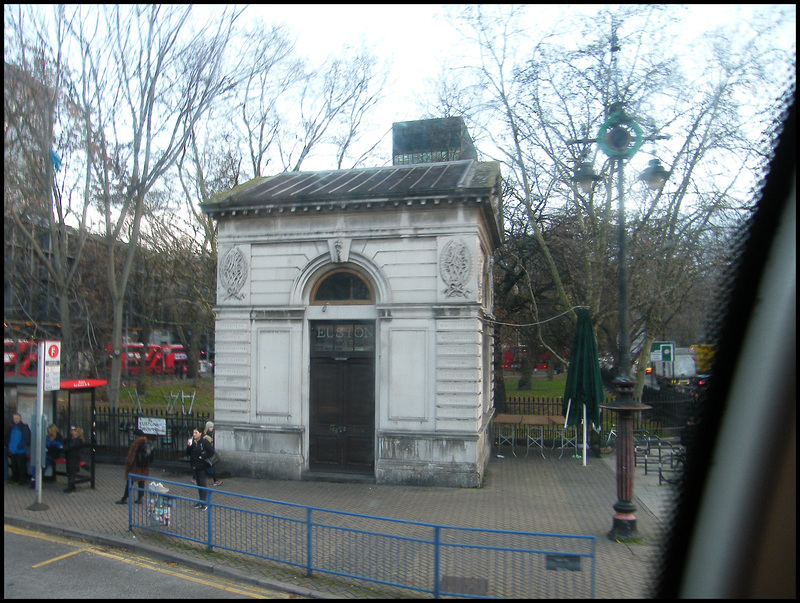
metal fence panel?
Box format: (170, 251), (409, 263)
(127, 476), (596, 599)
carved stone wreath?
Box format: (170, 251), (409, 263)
(439, 239), (472, 298)
(219, 247), (248, 300)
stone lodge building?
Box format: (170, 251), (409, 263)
(201, 117), (503, 487)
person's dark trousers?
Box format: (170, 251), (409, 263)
(66, 468), (77, 492)
(193, 466), (208, 504)
(121, 479), (145, 502)
(10, 453), (28, 483)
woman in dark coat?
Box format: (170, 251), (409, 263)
(186, 428), (212, 510)
(116, 429), (150, 504)
(202, 421), (221, 487)
(62, 426), (84, 493)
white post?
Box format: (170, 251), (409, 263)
(583, 404), (588, 466)
(34, 342), (45, 505)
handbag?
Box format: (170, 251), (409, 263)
(204, 452), (221, 466)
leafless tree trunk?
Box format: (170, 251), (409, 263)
(82, 5), (243, 409)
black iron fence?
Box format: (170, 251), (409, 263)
(103, 408), (212, 461)
(497, 392), (696, 442)
(78, 407), (211, 462)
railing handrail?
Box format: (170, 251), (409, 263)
(127, 474), (596, 598)
(129, 474), (595, 538)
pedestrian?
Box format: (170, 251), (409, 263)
(202, 421), (222, 487)
(5, 413), (31, 485)
(45, 424), (64, 481)
(3, 416), (8, 484)
(62, 426), (84, 493)
(186, 428), (212, 510)
(116, 429), (149, 504)
(30, 424), (63, 487)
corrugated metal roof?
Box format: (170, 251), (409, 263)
(202, 159), (503, 246)
(203, 160), (497, 211)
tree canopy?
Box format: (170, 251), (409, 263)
(421, 5), (795, 393)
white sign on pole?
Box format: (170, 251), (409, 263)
(43, 341), (61, 392)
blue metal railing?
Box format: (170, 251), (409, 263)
(127, 474), (595, 598)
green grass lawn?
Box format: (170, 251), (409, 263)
(99, 372), (563, 412)
(120, 373), (566, 410)
(116, 377), (215, 413)
(503, 372), (568, 398)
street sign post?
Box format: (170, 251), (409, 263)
(650, 341), (675, 378)
(649, 341), (675, 362)
(31, 341), (60, 510)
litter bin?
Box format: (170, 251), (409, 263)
(146, 481), (175, 527)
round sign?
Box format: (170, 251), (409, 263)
(48, 344), (60, 358)
(596, 112), (644, 159)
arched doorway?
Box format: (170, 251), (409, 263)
(308, 270), (376, 474)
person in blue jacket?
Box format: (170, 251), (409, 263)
(44, 424), (64, 482)
(28, 423), (64, 487)
(5, 413), (31, 485)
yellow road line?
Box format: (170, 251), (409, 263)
(5, 525), (290, 599)
(32, 549), (87, 568)
(5, 524), (68, 540)
(86, 548), (270, 598)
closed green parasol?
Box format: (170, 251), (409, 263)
(562, 308), (604, 465)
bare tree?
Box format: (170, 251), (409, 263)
(174, 124), (244, 381)
(275, 46), (390, 172)
(237, 22), (299, 178)
(229, 21), (389, 180)
(430, 5), (794, 392)
(4, 4), (95, 377)
(81, 5), (244, 409)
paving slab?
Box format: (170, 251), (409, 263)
(5, 446), (675, 598)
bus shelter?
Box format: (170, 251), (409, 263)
(55, 379), (106, 489)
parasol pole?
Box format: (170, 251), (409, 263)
(583, 404), (588, 466)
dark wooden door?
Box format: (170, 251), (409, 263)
(309, 356), (375, 473)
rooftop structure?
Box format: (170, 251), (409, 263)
(392, 117), (478, 165)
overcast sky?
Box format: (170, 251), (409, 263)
(255, 4), (464, 166)
(249, 4), (795, 170)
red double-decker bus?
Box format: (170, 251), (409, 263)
(4, 339), (38, 377)
(105, 343), (188, 376)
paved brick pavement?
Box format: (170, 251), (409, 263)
(5, 447), (675, 598)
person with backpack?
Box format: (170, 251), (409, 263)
(116, 429), (150, 504)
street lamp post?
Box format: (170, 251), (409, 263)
(601, 119), (652, 540)
(567, 41), (670, 541)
